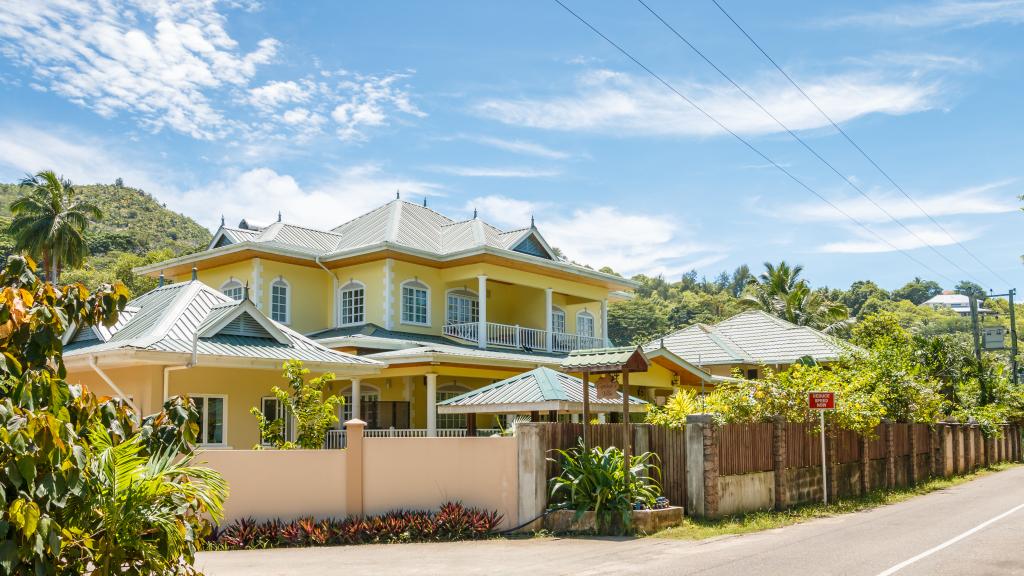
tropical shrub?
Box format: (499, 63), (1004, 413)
(547, 440), (661, 533)
(645, 388), (701, 429)
(209, 502), (502, 549)
(251, 359), (343, 449)
(0, 254), (225, 574)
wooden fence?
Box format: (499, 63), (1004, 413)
(536, 423), (686, 509)
(720, 423), (772, 475)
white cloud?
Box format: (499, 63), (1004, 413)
(0, 123), (441, 231)
(0, 2), (425, 144)
(428, 165), (561, 178)
(0, 0), (279, 139)
(475, 69), (939, 137)
(780, 180), (1020, 223)
(177, 165), (442, 230)
(249, 80), (312, 112)
(469, 195), (722, 277)
(823, 1), (1024, 28)
(819, 223), (979, 253)
(467, 136), (572, 160)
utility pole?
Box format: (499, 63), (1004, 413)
(1009, 289), (1019, 386)
(969, 295), (985, 404)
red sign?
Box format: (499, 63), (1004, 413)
(808, 392), (835, 410)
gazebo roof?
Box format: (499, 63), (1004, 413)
(436, 367), (648, 415)
(560, 346), (649, 374)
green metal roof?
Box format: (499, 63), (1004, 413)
(437, 366), (647, 414)
(560, 346), (649, 373)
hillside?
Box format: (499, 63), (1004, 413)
(0, 182), (211, 293)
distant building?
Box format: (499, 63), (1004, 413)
(920, 291), (992, 316)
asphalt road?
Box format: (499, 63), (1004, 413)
(198, 465), (1024, 576)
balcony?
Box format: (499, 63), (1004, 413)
(443, 321), (605, 353)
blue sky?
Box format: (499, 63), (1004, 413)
(0, 1), (1022, 291)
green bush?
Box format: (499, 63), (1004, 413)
(0, 255), (225, 574)
(548, 440), (661, 533)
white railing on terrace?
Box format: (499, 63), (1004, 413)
(324, 428), (504, 449)
(443, 321), (604, 353)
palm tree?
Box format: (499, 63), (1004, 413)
(8, 170), (102, 283)
(742, 261), (849, 333)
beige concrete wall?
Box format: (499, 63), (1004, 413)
(717, 471), (774, 516)
(362, 437), (519, 529)
(200, 449), (347, 524)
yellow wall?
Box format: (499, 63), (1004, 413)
(176, 254), (614, 340)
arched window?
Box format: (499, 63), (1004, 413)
(576, 310), (595, 338)
(445, 288), (478, 325)
(339, 281), (365, 326)
(220, 279), (244, 301)
(437, 384), (470, 430)
(270, 278), (290, 323)
(551, 306), (567, 334)
(400, 279), (430, 326)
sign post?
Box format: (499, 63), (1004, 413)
(808, 392), (835, 505)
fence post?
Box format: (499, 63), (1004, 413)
(685, 415), (718, 518)
(772, 417), (787, 510)
(515, 423), (546, 531)
(884, 420), (896, 489)
(953, 423), (963, 475)
(908, 424), (919, 486)
(344, 418), (366, 517)
(860, 434), (871, 495)
(826, 423), (840, 501)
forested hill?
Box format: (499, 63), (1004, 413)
(0, 182), (211, 293)
(0, 182), (211, 257)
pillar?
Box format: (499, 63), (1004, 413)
(884, 420), (895, 489)
(827, 423), (840, 500)
(467, 413), (477, 436)
(951, 423), (961, 475)
(545, 288), (553, 352)
(515, 423), (545, 531)
(351, 378), (361, 421)
(477, 275), (487, 349)
(685, 414), (718, 518)
(601, 298), (609, 347)
(426, 373), (437, 437)
(908, 424), (919, 486)
(861, 434), (871, 495)
(344, 419), (365, 517)
(772, 417), (787, 510)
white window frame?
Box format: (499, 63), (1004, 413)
(576, 310), (595, 338)
(400, 279), (431, 326)
(338, 280), (366, 327)
(552, 306), (567, 334)
(436, 385), (470, 430)
(340, 384), (381, 425)
(191, 394), (228, 447)
(259, 396), (294, 445)
(220, 279), (244, 301)
(445, 288), (479, 326)
(270, 278), (291, 324)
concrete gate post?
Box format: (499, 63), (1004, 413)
(344, 419), (366, 517)
(516, 423), (547, 531)
(884, 420), (896, 489)
(772, 417), (787, 510)
(686, 414), (719, 518)
(908, 424), (919, 486)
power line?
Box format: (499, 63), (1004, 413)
(707, 0), (1013, 289)
(549, 0), (956, 285)
(634, 0), (986, 288)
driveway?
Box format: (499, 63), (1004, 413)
(198, 465), (1024, 575)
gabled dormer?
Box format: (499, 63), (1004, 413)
(197, 299), (291, 345)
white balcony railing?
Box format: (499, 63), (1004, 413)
(324, 428), (504, 449)
(443, 321), (604, 353)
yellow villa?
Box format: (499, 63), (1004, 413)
(66, 197), (710, 443)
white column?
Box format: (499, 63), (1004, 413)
(426, 373), (438, 437)
(477, 275), (487, 349)
(383, 259), (394, 330)
(351, 378), (361, 421)
(545, 288), (553, 352)
(601, 298), (609, 346)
